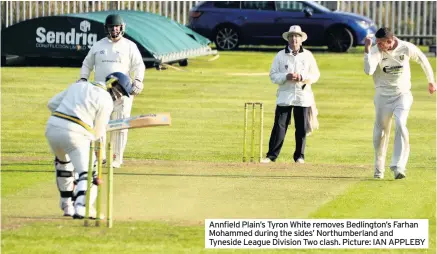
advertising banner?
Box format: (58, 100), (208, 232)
(2, 16), (105, 59)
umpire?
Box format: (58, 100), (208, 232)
(261, 25), (320, 164)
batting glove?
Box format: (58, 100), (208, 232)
(131, 79), (144, 96)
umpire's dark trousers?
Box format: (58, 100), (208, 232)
(266, 105), (309, 162)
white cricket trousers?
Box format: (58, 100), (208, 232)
(101, 96), (133, 164)
(45, 124), (96, 210)
(373, 92), (413, 175)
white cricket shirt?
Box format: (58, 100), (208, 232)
(47, 81), (114, 140)
(364, 38), (435, 96)
(80, 37), (145, 83)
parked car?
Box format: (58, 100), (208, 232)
(187, 1), (377, 52)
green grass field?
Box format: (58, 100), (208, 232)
(1, 50), (435, 254)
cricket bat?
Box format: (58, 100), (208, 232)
(107, 113), (171, 132)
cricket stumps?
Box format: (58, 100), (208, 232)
(243, 102), (264, 163)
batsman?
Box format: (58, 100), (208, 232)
(79, 13), (145, 168)
(45, 72), (133, 218)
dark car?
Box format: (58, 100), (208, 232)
(187, 1), (377, 52)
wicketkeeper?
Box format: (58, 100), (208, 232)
(79, 14), (145, 168)
(45, 72), (132, 218)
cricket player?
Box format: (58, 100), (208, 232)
(364, 27), (436, 179)
(45, 72), (132, 218)
(79, 14), (145, 168)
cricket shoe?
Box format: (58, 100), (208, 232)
(391, 167), (406, 180)
(111, 160), (122, 168)
(373, 173), (384, 179)
(73, 206), (105, 220)
(62, 204), (75, 217)
(260, 158), (273, 164)
(88, 206), (105, 220)
(73, 205), (86, 219)
(295, 158), (305, 164)
(374, 169), (384, 179)
(394, 171), (406, 180)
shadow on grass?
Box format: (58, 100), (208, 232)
(229, 46), (328, 53)
(2, 56), (157, 68)
(2, 46), (364, 68)
(3, 56), (84, 67)
(6, 216), (72, 221)
(212, 45), (364, 54)
(2, 163), (52, 166)
(1, 169), (370, 180)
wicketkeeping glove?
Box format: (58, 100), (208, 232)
(131, 79), (144, 96)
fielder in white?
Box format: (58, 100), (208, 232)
(45, 72), (132, 218)
(364, 27), (436, 179)
(79, 14), (145, 168)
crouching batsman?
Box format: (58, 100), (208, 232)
(45, 72), (132, 219)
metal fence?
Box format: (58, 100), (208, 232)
(334, 1), (436, 45)
(1, 1), (200, 28)
(1, 1), (436, 45)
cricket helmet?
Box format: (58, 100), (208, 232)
(104, 14), (125, 39)
(105, 72), (132, 99)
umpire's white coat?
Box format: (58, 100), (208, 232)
(364, 38), (435, 176)
(270, 47), (320, 107)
